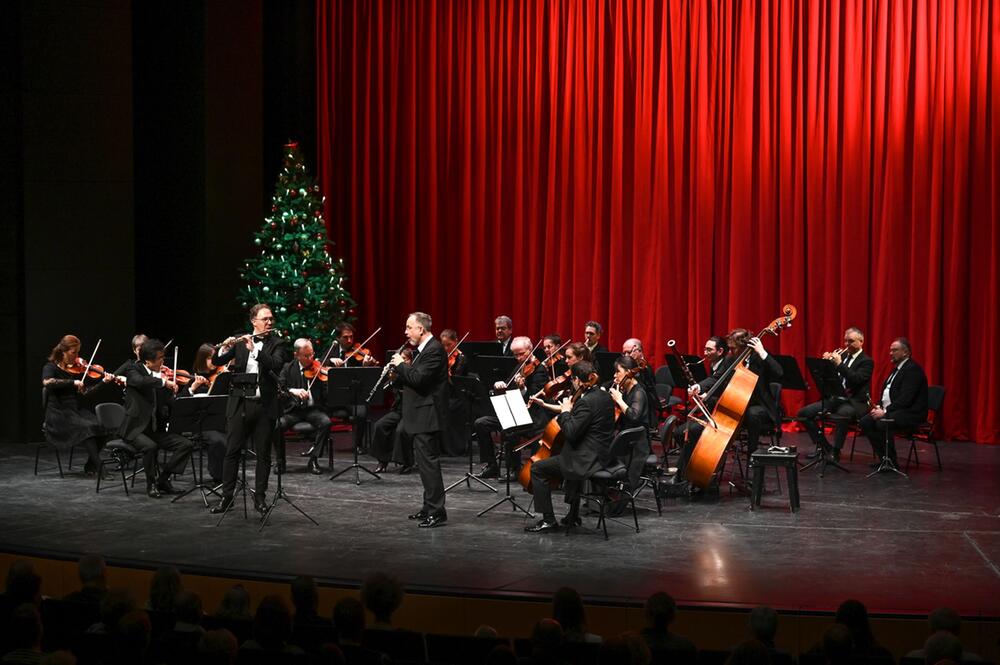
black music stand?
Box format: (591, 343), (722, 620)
(774, 354), (809, 391)
(216, 372), (260, 524)
(800, 357), (850, 476)
(258, 427), (319, 531)
(866, 418), (907, 478)
(665, 354), (707, 387)
(470, 355), (517, 388)
(328, 367), (383, 485)
(169, 395), (227, 506)
(461, 341), (507, 359)
(445, 375), (498, 494)
(594, 352), (620, 383)
(477, 389), (535, 519)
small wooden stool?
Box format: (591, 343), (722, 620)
(749, 450), (800, 512)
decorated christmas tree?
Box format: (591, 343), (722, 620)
(239, 141), (355, 340)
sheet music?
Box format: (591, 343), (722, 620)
(490, 390), (533, 430)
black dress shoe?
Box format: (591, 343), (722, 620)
(156, 478), (182, 495)
(525, 519), (559, 533)
(299, 446), (316, 458)
(398, 465), (414, 475)
(805, 450), (821, 460)
(254, 496), (268, 514)
(559, 514), (582, 527)
(418, 514), (447, 528)
(210, 497), (234, 514)
(475, 465), (500, 479)
(307, 459), (323, 475)
(408, 510), (428, 520)
(146, 485), (162, 499)
(373, 462), (389, 473)
(830, 450), (842, 462)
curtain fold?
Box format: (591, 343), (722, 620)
(317, 0), (999, 444)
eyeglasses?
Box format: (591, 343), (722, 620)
(256, 316), (274, 322)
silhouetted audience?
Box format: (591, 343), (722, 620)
(1, 604), (44, 664)
(360, 573), (404, 630)
(62, 556), (106, 607)
(486, 644), (518, 665)
(317, 642), (347, 665)
(726, 640), (771, 665)
(109, 609), (151, 665)
(240, 594), (305, 657)
(921, 631), (965, 665)
(214, 585), (251, 621)
(1, 562), (43, 656)
(527, 618), (566, 665)
(599, 635), (633, 665)
(747, 606), (792, 664)
(552, 587), (601, 643)
(147, 566), (182, 614)
(821, 624), (854, 665)
(195, 629), (237, 665)
(833, 599), (893, 664)
(290, 575), (330, 653)
(156, 590), (204, 665)
(905, 608), (982, 662)
(332, 597), (388, 665)
(639, 592), (696, 664)
(88, 589), (137, 635)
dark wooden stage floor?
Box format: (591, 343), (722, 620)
(2, 433), (999, 617)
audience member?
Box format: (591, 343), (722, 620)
(1, 604), (44, 664)
(906, 608), (982, 662)
(360, 573), (404, 630)
(147, 566), (182, 614)
(620, 631), (652, 665)
(598, 635), (633, 665)
(290, 576), (331, 653)
(821, 624), (854, 665)
(725, 640), (771, 665)
(475, 625), (499, 639)
(332, 597), (388, 665)
(748, 606), (791, 664)
(922, 631), (965, 665)
(89, 589), (137, 634)
(195, 629), (237, 665)
(110, 609), (151, 665)
(485, 644), (518, 665)
(62, 556), (106, 606)
(241, 594), (304, 657)
(834, 599), (893, 664)
(155, 590), (204, 664)
(528, 618), (565, 665)
(552, 587), (601, 643)
(214, 585), (251, 621)
(639, 592), (696, 664)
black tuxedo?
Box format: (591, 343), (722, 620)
(585, 343), (609, 358)
(797, 350), (874, 453)
(474, 366), (552, 472)
(211, 334), (291, 500)
(497, 338), (514, 357)
(393, 337), (450, 517)
(120, 363), (193, 489)
(860, 358), (928, 463)
(277, 360), (332, 466)
(529, 387), (616, 520)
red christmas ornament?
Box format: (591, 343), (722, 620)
(269, 222), (277, 229)
(290, 217), (298, 225)
(295, 303), (304, 311)
(313, 210), (322, 217)
(289, 189), (298, 198)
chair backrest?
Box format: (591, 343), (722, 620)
(927, 385), (946, 416)
(95, 402), (126, 432)
(425, 633), (511, 665)
(654, 365), (675, 387)
(361, 628), (426, 662)
(611, 426), (647, 464)
(769, 382), (783, 419)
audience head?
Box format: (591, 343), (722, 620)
(4, 559), (42, 606)
(621, 631), (652, 665)
(923, 631), (963, 665)
(475, 625), (499, 638)
(115, 610), (152, 662)
(174, 590), (203, 625)
(78, 554), (107, 590)
(644, 591), (677, 631)
(749, 606), (778, 644)
(485, 644), (518, 665)
(725, 639), (772, 665)
(290, 575), (319, 618)
(318, 643), (347, 665)
(361, 572), (405, 624)
(216, 584), (251, 619)
(822, 624), (854, 665)
(928, 607), (962, 636)
(834, 599), (875, 648)
(8, 603), (43, 651)
(99, 589), (137, 631)
(599, 635), (633, 665)
(530, 618), (564, 661)
(333, 596), (366, 643)
(196, 629), (238, 665)
(148, 565), (183, 612)
(252, 594), (293, 651)
(552, 586), (588, 635)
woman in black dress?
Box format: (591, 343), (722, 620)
(41, 335), (109, 473)
(607, 355), (651, 494)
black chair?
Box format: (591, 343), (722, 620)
(361, 627), (426, 662)
(425, 633), (511, 664)
(94, 402), (140, 495)
(904, 385), (946, 472)
(632, 416), (678, 516)
(584, 426), (646, 539)
(35, 388), (65, 477)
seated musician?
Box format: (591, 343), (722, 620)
(473, 336), (551, 479)
(440, 329), (471, 456)
(606, 356), (651, 494)
(524, 361), (616, 532)
(620, 338), (658, 424)
(797, 327), (873, 462)
(583, 321), (609, 356)
(670, 335), (733, 474)
(372, 348), (415, 474)
(325, 323), (375, 455)
(187, 343), (227, 485)
(532, 342), (592, 414)
(670, 329), (781, 488)
(121, 339), (195, 498)
(859, 337), (928, 469)
(278, 339), (332, 475)
(41, 335), (115, 475)
(114, 334), (148, 377)
(541, 334), (565, 379)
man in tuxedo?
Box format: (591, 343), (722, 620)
(210, 303), (291, 514)
(473, 336), (552, 479)
(495, 315), (514, 356)
(797, 327), (874, 461)
(278, 339), (332, 475)
(389, 312), (450, 528)
(114, 333), (148, 377)
(120, 338), (194, 498)
(584, 321), (609, 356)
(525, 361), (616, 532)
(859, 337), (928, 468)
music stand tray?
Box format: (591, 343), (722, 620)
(460, 341), (506, 359)
(593, 352), (620, 383)
(775, 354), (809, 391)
(169, 396), (227, 506)
(445, 375), (499, 495)
(328, 367), (384, 484)
(470, 356), (517, 388)
(800, 357), (850, 476)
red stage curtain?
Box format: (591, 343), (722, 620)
(316, 0), (999, 444)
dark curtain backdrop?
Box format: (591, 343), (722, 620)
(316, 0), (999, 444)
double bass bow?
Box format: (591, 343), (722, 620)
(685, 305), (797, 489)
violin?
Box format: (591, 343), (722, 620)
(159, 366), (195, 385)
(302, 359), (329, 382)
(539, 370), (573, 400)
(345, 344), (376, 364)
(63, 359), (125, 386)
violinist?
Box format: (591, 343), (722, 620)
(583, 321), (609, 356)
(328, 323), (378, 367)
(440, 329), (470, 456)
(620, 338), (658, 425)
(278, 339), (332, 475)
(524, 361), (616, 533)
(441, 329), (468, 377)
(796, 327), (873, 462)
(531, 342), (590, 413)
(473, 336), (551, 479)
(41, 335), (114, 475)
(372, 347), (415, 474)
(209, 303), (291, 515)
(541, 335), (566, 379)
(113, 334), (148, 378)
(120, 339), (195, 498)
(187, 343), (227, 485)
(607, 356), (651, 496)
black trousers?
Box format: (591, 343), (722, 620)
(130, 431), (193, 486)
(412, 431), (445, 517)
(797, 399), (862, 451)
(202, 429), (227, 482)
(859, 414), (919, 463)
(371, 411), (413, 465)
(221, 398), (276, 499)
(529, 456), (581, 521)
(329, 405), (368, 450)
(277, 408), (331, 462)
(474, 415), (531, 472)
(626, 434), (651, 492)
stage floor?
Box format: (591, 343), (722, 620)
(2, 434), (999, 616)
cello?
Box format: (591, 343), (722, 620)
(685, 304), (797, 489)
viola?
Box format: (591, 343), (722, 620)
(302, 359), (329, 382)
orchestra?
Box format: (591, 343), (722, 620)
(41, 300), (934, 532)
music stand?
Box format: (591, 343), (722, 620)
(594, 352), (620, 383)
(328, 367), (383, 485)
(258, 427), (320, 531)
(461, 341), (506, 359)
(866, 418), (907, 478)
(800, 357), (850, 476)
(169, 395), (227, 506)
(470, 355), (517, 388)
(665, 354), (706, 388)
(774, 354), (809, 391)
(445, 375), (498, 494)
(477, 389), (535, 519)
(216, 372), (260, 524)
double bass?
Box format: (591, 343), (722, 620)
(685, 305), (797, 489)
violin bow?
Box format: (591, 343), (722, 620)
(82, 338), (102, 379)
(309, 338), (339, 391)
(448, 331), (471, 359)
(505, 338), (544, 389)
